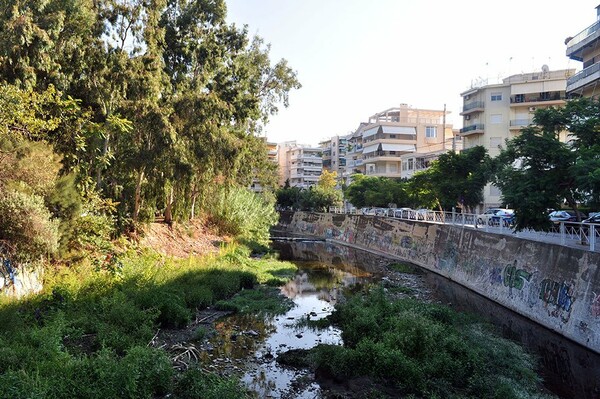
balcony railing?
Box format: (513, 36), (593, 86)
(566, 20), (600, 56)
(510, 119), (532, 127)
(510, 93), (564, 104)
(363, 151), (402, 160)
(461, 101), (485, 113)
(567, 62), (600, 91)
(459, 124), (484, 134)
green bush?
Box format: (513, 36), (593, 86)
(313, 287), (547, 398)
(205, 186), (278, 245)
(0, 189), (59, 261)
(173, 367), (249, 399)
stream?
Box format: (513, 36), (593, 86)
(203, 239), (600, 399)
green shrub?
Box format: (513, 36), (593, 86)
(312, 287), (547, 398)
(0, 189), (59, 261)
(205, 186), (278, 245)
(174, 367), (249, 399)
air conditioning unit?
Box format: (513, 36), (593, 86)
(529, 107), (536, 112)
(465, 115), (471, 120)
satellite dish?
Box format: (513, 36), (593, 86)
(542, 64), (549, 73)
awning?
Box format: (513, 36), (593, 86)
(381, 143), (416, 152)
(362, 143), (381, 153)
(362, 126), (380, 138)
(381, 126), (416, 135)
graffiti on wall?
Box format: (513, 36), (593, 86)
(437, 242), (458, 271)
(539, 279), (575, 322)
(489, 267), (503, 285)
(0, 258), (15, 289)
(503, 264), (532, 290)
(591, 292), (600, 317)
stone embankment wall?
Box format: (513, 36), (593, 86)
(277, 211), (600, 354)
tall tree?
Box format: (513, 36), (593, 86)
(493, 126), (577, 231)
(419, 146), (491, 212)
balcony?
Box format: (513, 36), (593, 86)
(509, 92), (565, 107)
(509, 119), (533, 130)
(460, 101), (485, 115)
(363, 151), (403, 162)
(566, 20), (600, 61)
(566, 62), (600, 94)
(459, 124), (485, 136)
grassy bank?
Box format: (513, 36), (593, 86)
(283, 286), (554, 399)
(0, 244), (296, 399)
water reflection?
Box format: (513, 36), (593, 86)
(204, 242), (377, 398)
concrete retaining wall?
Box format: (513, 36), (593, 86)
(277, 211), (600, 354)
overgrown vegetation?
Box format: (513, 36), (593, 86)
(0, 0), (299, 268)
(288, 287), (552, 399)
(276, 172), (343, 212)
(0, 244), (297, 398)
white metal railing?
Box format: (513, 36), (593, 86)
(326, 207), (600, 253)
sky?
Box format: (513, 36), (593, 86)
(225, 1), (599, 146)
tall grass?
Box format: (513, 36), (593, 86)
(0, 244), (297, 398)
(311, 287), (553, 399)
(205, 186), (278, 245)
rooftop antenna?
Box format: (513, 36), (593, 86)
(542, 64), (550, 78)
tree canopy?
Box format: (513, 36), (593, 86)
(493, 97), (600, 230)
(0, 0), (300, 260)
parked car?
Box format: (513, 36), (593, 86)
(393, 207), (413, 219)
(477, 208), (514, 226)
(373, 208), (387, 216)
(583, 214), (600, 224)
(548, 210), (587, 223)
(414, 208), (434, 221)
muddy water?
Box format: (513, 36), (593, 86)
(206, 239), (600, 399)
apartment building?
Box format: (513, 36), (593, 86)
(277, 141), (323, 188)
(566, 5), (600, 98)
(400, 131), (463, 179)
(459, 68), (573, 208)
(344, 104), (451, 180)
(318, 135), (348, 186)
(344, 123), (367, 181)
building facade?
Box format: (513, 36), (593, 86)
(459, 68), (573, 209)
(277, 141), (323, 189)
(566, 5), (600, 98)
(399, 131), (463, 179)
(318, 135), (348, 186)
(343, 104), (452, 181)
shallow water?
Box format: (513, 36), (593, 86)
(204, 253), (379, 398)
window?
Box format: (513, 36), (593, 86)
(540, 92), (550, 100)
(514, 94), (524, 103)
(491, 93), (502, 101)
(408, 159), (414, 170)
(490, 114), (502, 124)
(426, 126), (437, 138)
(389, 134), (396, 138)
